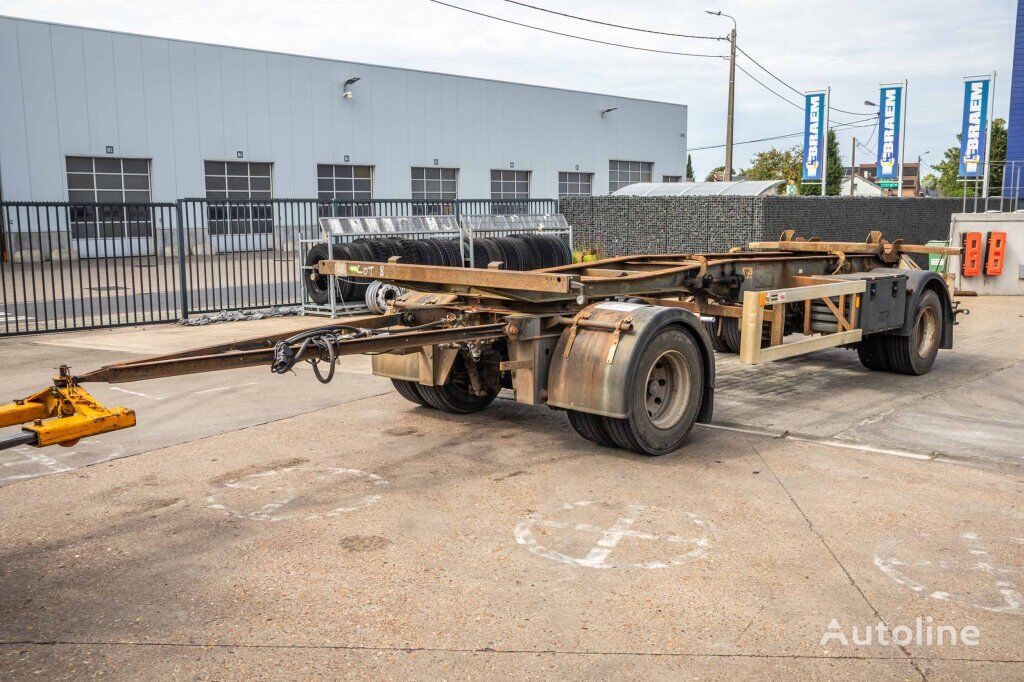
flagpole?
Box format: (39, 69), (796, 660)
(897, 80), (908, 199)
(982, 72), (996, 198)
(822, 87), (830, 196)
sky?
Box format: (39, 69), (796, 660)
(0, 0), (1015, 180)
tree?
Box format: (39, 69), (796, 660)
(686, 154), (694, 181)
(742, 129), (842, 195)
(922, 174), (938, 191)
(704, 165), (743, 181)
(933, 117), (1006, 197)
(799, 128), (843, 195)
(745, 145), (802, 190)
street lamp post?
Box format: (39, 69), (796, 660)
(707, 10), (737, 182)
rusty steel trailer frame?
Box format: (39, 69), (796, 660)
(0, 233), (960, 453)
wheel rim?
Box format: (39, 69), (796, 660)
(915, 306), (939, 358)
(644, 349), (692, 430)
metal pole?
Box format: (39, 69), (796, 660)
(724, 27), (737, 182)
(849, 137), (856, 196)
(897, 80), (908, 199)
(982, 71), (996, 200)
(821, 87), (830, 196)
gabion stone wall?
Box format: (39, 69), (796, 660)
(560, 196), (764, 255)
(560, 195), (964, 257)
(760, 196), (963, 245)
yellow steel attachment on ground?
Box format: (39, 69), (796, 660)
(0, 369), (135, 448)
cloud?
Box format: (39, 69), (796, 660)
(0, 0), (1014, 178)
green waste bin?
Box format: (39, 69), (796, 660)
(926, 240), (949, 272)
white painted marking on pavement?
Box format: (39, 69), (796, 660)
(109, 386), (163, 400)
(515, 500), (715, 570)
(194, 382), (258, 395)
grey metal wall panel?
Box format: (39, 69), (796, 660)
(0, 16), (687, 202)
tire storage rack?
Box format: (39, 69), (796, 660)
(302, 213), (574, 319)
(302, 215), (463, 318)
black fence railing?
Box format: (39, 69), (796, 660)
(0, 197), (559, 336)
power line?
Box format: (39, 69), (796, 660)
(735, 43), (876, 117)
(733, 65), (876, 127)
(500, 0), (726, 41)
(688, 121), (876, 152)
(425, 0), (728, 58)
(734, 63), (802, 111)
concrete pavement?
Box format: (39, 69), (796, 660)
(0, 298), (1022, 679)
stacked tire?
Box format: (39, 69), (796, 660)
(303, 233), (571, 305)
(470, 234), (571, 271)
(303, 237), (462, 305)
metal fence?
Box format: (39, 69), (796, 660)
(957, 160), (1024, 212)
(0, 198), (558, 336)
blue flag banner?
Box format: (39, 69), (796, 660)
(802, 93), (826, 182)
(876, 85), (904, 180)
(959, 78), (991, 178)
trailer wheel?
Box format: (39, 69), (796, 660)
(880, 289), (943, 375)
(703, 318), (732, 353)
(416, 357), (498, 414)
(566, 410), (615, 447)
(392, 379), (431, 407)
(600, 327), (704, 456)
(855, 336), (889, 371)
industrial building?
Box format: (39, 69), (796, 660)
(0, 15), (688, 206)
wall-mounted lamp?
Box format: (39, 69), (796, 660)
(343, 76), (361, 100)
(600, 107), (618, 118)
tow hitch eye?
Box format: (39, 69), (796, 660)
(0, 366), (135, 450)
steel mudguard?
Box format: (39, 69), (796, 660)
(869, 268), (955, 348)
(546, 302), (715, 421)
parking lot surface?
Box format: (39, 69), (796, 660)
(1, 298), (1022, 679)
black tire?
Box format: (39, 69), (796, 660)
(717, 317), (742, 353)
(703, 318), (732, 353)
(418, 382), (497, 413)
(346, 241), (375, 299)
(567, 410), (615, 447)
(599, 327), (705, 456)
(877, 289), (943, 375)
(421, 239), (445, 266)
(856, 335), (890, 371)
(513, 235), (543, 270)
(303, 243), (331, 305)
(327, 243), (356, 302)
(416, 354), (498, 414)
(441, 239), (465, 267)
(392, 379), (431, 407)
(493, 237), (523, 271)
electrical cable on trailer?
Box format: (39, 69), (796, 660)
(270, 318), (456, 383)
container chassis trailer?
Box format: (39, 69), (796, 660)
(0, 231), (962, 457)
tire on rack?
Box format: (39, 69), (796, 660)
(326, 243), (356, 302)
(303, 243), (332, 305)
(346, 240), (375, 300)
(513, 235), (543, 270)
(878, 289), (943, 375)
(567, 410), (615, 447)
(493, 237), (523, 271)
(442, 239), (465, 268)
(598, 327), (705, 456)
(392, 379), (432, 407)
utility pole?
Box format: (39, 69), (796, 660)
(724, 25), (736, 181)
(849, 137), (857, 196)
(707, 11), (738, 182)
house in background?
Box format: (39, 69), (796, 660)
(839, 172), (884, 196)
(847, 162), (922, 197)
